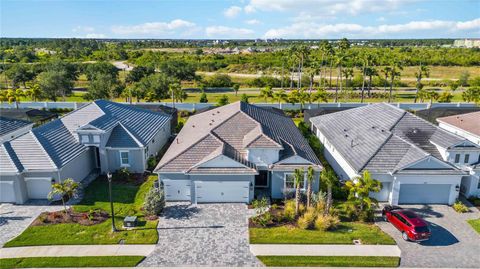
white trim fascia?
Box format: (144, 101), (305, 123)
(189, 154), (252, 171)
(276, 155), (313, 165)
(394, 155), (458, 173)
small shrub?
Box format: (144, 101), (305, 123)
(297, 208), (316, 230)
(115, 167), (130, 181)
(253, 212), (272, 227)
(147, 156), (157, 171)
(252, 197), (269, 215)
(358, 209), (375, 222)
(143, 187), (166, 216)
(283, 200), (296, 222)
(314, 215), (340, 231)
(453, 201), (469, 213)
(271, 204), (279, 210)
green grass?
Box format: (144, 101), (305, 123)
(468, 219), (480, 234)
(4, 176), (158, 247)
(257, 256), (400, 267)
(249, 223), (395, 245)
(0, 256), (145, 268)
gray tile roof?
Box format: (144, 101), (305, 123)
(0, 142), (23, 173)
(156, 101), (321, 174)
(1, 100), (170, 173)
(106, 124), (141, 148)
(0, 117), (32, 137)
(310, 103), (466, 174)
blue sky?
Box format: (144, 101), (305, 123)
(1, 0), (479, 39)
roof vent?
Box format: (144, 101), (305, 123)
(343, 129), (348, 132)
(371, 126), (376, 129)
(217, 111), (220, 114)
(344, 134), (349, 138)
(209, 122), (212, 126)
(192, 125), (195, 128)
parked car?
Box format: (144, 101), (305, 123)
(382, 205), (431, 242)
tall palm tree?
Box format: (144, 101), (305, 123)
(259, 86), (273, 103)
(365, 66), (378, 98)
(345, 170), (382, 214)
(169, 82), (181, 108)
(306, 166), (315, 208)
(273, 89), (287, 105)
(25, 82), (41, 102)
(320, 169), (337, 216)
(294, 168), (304, 216)
(380, 66), (391, 95)
(414, 64), (430, 103)
(388, 59), (403, 103)
(335, 38), (350, 102)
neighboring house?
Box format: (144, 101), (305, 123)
(0, 100), (171, 204)
(0, 108), (58, 125)
(437, 111), (480, 198)
(155, 101), (322, 204)
(0, 117), (34, 143)
(310, 103), (480, 205)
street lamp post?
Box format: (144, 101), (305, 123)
(107, 172), (117, 232)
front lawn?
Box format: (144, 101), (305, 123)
(250, 223), (395, 245)
(5, 175), (158, 247)
(468, 219), (480, 234)
(0, 256), (145, 268)
(257, 256), (400, 267)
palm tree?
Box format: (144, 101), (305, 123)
(294, 168), (304, 216)
(259, 86), (273, 102)
(388, 59), (403, 103)
(312, 88), (328, 107)
(273, 89), (287, 105)
(344, 170), (382, 214)
(414, 64), (430, 103)
(48, 178), (80, 216)
(320, 169), (337, 216)
(306, 166), (315, 208)
(25, 82), (41, 102)
(7, 88), (25, 109)
(379, 66), (391, 95)
(365, 66), (378, 98)
(0, 90), (7, 104)
(335, 38), (350, 102)
(169, 83), (181, 108)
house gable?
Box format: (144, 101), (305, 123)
(196, 154), (248, 168)
(399, 156), (456, 171)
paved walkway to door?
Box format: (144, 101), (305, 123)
(140, 203), (262, 267)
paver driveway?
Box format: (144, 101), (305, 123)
(140, 203), (262, 267)
(377, 204), (480, 268)
(0, 202), (63, 247)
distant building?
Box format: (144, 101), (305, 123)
(453, 39), (480, 48)
(0, 117), (33, 144)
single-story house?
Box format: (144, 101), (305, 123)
(0, 117), (33, 143)
(310, 103), (479, 205)
(0, 100), (171, 204)
(155, 101), (322, 203)
(437, 111), (480, 198)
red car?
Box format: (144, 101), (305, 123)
(382, 205), (431, 242)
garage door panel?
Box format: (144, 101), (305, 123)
(163, 180), (191, 201)
(399, 184), (451, 204)
(195, 181), (249, 203)
(0, 181), (16, 203)
(25, 178), (52, 200)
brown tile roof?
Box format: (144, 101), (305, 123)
(437, 111), (480, 137)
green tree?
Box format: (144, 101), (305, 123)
(169, 82), (182, 106)
(259, 86), (273, 102)
(388, 58), (403, 103)
(241, 93), (249, 103)
(25, 82), (41, 101)
(273, 89), (288, 105)
(294, 168), (304, 216)
(85, 62), (119, 82)
(217, 94), (229, 106)
(143, 186), (165, 216)
(414, 65), (430, 103)
(199, 92), (208, 103)
(125, 66), (154, 84)
(158, 60), (196, 81)
(232, 83), (240, 96)
(85, 73), (121, 100)
(458, 71), (470, 87)
(48, 178), (80, 215)
(437, 91), (454, 103)
(6, 88), (25, 109)
(321, 168), (337, 216)
(344, 170), (382, 220)
(204, 74), (232, 88)
(306, 166), (315, 208)
(36, 71), (73, 101)
(5, 64), (34, 88)
(312, 88), (328, 107)
(462, 87), (480, 104)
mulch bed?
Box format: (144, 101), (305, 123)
(249, 205), (296, 228)
(32, 209), (109, 226)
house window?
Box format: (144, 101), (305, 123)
(284, 173), (305, 190)
(454, 154), (460, 163)
(120, 151), (129, 166)
(81, 135), (89, 143)
(93, 135), (100, 143)
(464, 154), (470, 164)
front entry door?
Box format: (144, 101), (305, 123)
(255, 170), (268, 187)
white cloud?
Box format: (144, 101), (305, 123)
(263, 18), (480, 38)
(111, 19), (196, 35)
(206, 26), (255, 38)
(245, 19), (261, 25)
(224, 6), (242, 18)
(377, 16), (386, 22)
(244, 5), (256, 13)
(85, 33), (106, 38)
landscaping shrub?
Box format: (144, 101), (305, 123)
(297, 208), (316, 230)
(143, 187), (165, 216)
(283, 200), (296, 222)
(453, 201), (469, 213)
(147, 156), (157, 171)
(114, 167), (130, 181)
(252, 212), (273, 227)
(314, 215), (340, 231)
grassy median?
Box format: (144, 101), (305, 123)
(0, 256), (145, 268)
(257, 256), (400, 267)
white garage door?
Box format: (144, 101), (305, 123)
(163, 180), (191, 201)
(25, 178), (52, 199)
(195, 181), (249, 203)
(399, 184), (451, 204)
(0, 181), (16, 203)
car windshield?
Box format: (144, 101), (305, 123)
(415, 226), (430, 233)
(402, 211), (417, 219)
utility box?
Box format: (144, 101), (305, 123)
(123, 216), (138, 228)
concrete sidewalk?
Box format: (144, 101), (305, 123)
(0, 244), (155, 258)
(250, 244), (401, 257)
